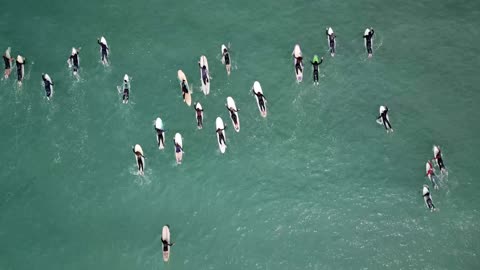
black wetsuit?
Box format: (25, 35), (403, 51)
(69, 53), (79, 72)
(326, 30), (336, 54)
(363, 30), (375, 55)
(200, 66), (209, 85)
(174, 142), (183, 153)
(216, 129), (226, 144)
(223, 51), (230, 65)
(310, 59), (323, 82)
(253, 90), (266, 111)
(227, 107), (238, 125)
(97, 40), (108, 62)
(195, 108), (203, 127)
(295, 59), (303, 75)
(155, 127), (164, 147)
(16, 59), (24, 82)
(3, 55), (11, 69)
(132, 148), (144, 171)
(436, 152), (446, 171)
(162, 239), (173, 252)
(122, 81), (129, 102)
(423, 192), (435, 210)
(377, 108), (392, 130)
(42, 75), (53, 97)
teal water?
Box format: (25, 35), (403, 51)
(1, 0), (480, 269)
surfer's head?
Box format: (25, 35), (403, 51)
(223, 48), (227, 53)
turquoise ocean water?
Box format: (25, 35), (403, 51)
(1, 0), (480, 269)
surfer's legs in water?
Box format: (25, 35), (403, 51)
(382, 117), (392, 130)
(137, 157), (144, 172)
(219, 133), (226, 145)
(428, 175), (439, 189)
(231, 112), (238, 125)
(123, 89), (129, 102)
(427, 198), (435, 210)
(101, 51), (108, 63)
(313, 70), (319, 83)
(197, 115), (203, 127)
(437, 157), (446, 171)
(156, 129), (164, 147)
(259, 99), (266, 111)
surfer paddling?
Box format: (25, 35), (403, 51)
(326, 27), (336, 56)
(68, 47), (80, 76)
(433, 145), (447, 174)
(198, 62), (209, 85)
(132, 145), (145, 175)
(363, 28), (375, 58)
(311, 55), (323, 85)
(41, 74), (54, 100)
(97, 36), (109, 65)
(422, 185), (436, 212)
(194, 103), (204, 129)
(16, 55), (26, 85)
(377, 106), (393, 133)
(426, 160), (439, 190)
(222, 46), (231, 75)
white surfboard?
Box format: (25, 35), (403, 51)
(376, 106), (389, 125)
(253, 81), (267, 117)
(177, 70), (191, 106)
(134, 144), (145, 175)
(162, 225), (171, 262)
(364, 28), (373, 57)
(327, 27), (336, 57)
(174, 133), (183, 164)
(195, 103), (204, 129)
(44, 74), (53, 100)
(155, 118), (165, 149)
(216, 117), (227, 153)
(293, 44), (303, 82)
(226, 97), (240, 132)
(199, 55), (210, 95)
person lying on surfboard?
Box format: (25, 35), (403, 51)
(69, 47), (80, 75)
(251, 89), (267, 112)
(363, 28), (375, 57)
(311, 56), (323, 84)
(377, 106), (393, 132)
(154, 124), (165, 148)
(294, 56), (303, 75)
(222, 48), (231, 74)
(194, 103), (204, 128)
(226, 105), (239, 125)
(181, 79), (189, 100)
(97, 37), (109, 64)
(173, 140), (183, 153)
(16, 55), (26, 85)
(326, 28), (336, 55)
(433, 146), (447, 173)
(42, 74), (54, 99)
(216, 126), (227, 145)
(198, 62), (209, 85)
(422, 185), (436, 212)
(132, 147), (145, 173)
